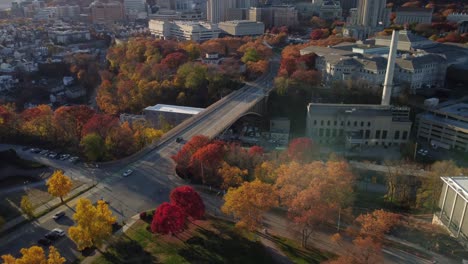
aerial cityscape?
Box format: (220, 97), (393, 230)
(0, 0), (467, 263)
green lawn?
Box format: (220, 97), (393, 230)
(269, 235), (335, 264)
(91, 217), (276, 264)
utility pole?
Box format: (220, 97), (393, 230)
(413, 141), (418, 161)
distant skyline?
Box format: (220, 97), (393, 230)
(0, 0), (13, 10)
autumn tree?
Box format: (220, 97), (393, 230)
(1, 246), (65, 264)
(355, 209), (401, 241)
(105, 122), (136, 159)
(172, 135), (211, 178)
(222, 180), (278, 230)
(80, 133), (106, 161)
(68, 198), (116, 250)
(254, 161), (278, 184)
(170, 186), (205, 220)
(287, 137), (316, 162)
(383, 161), (417, 207)
(218, 162), (248, 190)
(151, 202), (186, 235)
(275, 161), (355, 247)
(417, 160), (461, 211)
(46, 170), (73, 203)
(189, 141), (225, 185)
(20, 195), (34, 218)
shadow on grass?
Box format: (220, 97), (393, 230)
(101, 239), (157, 264)
(178, 225), (274, 264)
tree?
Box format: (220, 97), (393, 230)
(254, 161), (278, 184)
(241, 48), (261, 63)
(1, 246), (65, 264)
(46, 170), (72, 203)
(218, 162), (248, 190)
(151, 202), (186, 235)
(355, 209), (401, 241)
(222, 180), (278, 230)
(68, 198), (116, 250)
(189, 141), (225, 185)
(104, 122), (136, 159)
(310, 29), (324, 40)
(170, 186), (205, 220)
(287, 137), (316, 162)
(80, 133), (106, 161)
(383, 161), (417, 207)
(172, 135), (211, 177)
(417, 160), (461, 211)
(20, 195), (34, 218)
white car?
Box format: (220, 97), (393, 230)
(123, 169), (133, 177)
(51, 228), (65, 237)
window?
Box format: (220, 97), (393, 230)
(376, 130), (381, 139)
(347, 121), (350, 126)
(361, 121), (364, 127)
(382, 130), (388, 139)
(402, 131), (408, 140)
(321, 120), (324, 126)
(332, 129), (337, 137)
(326, 129), (330, 137)
(341, 121), (344, 126)
(367, 122), (371, 127)
(394, 131), (400, 140)
(327, 120), (330, 126)
(354, 121), (357, 127)
(334, 121), (337, 126)
(313, 120), (317, 125)
(319, 128), (324, 136)
(365, 130), (370, 139)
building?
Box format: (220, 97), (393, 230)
(435, 177), (468, 244)
(90, 0), (124, 24)
(270, 117), (290, 145)
(319, 0), (342, 21)
(459, 21), (468, 34)
(34, 7), (57, 21)
(143, 104), (205, 129)
(395, 7), (432, 25)
(345, 0), (390, 39)
(48, 29), (91, 44)
(149, 10), (203, 21)
(300, 44), (447, 94)
(306, 104), (412, 148)
(149, 19), (220, 41)
(56, 5), (81, 20)
(249, 5), (298, 28)
(341, 0), (357, 13)
(447, 13), (468, 23)
(218, 20), (264, 36)
(375, 30), (435, 51)
(124, 0), (146, 13)
(416, 100), (468, 152)
(207, 0), (223, 23)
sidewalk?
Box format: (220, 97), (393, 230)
(0, 183), (94, 235)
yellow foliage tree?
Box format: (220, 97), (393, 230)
(1, 246), (65, 264)
(254, 161), (278, 184)
(218, 162), (248, 190)
(68, 198), (116, 250)
(46, 170), (73, 203)
(222, 180), (278, 231)
(20, 195), (34, 218)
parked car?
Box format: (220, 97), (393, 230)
(123, 169), (133, 177)
(40, 150), (49, 155)
(59, 154), (70, 160)
(51, 228), (65, 237)
(176, 137), (183, 143)
(30, 148), (41, 153)
(45, 232), (60, 241)
(68, 156), (79, 163)
(37, 238), (52, 246)
(52, 211), (65, 220)
(48, 152), (58, 159)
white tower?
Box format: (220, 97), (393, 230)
(381, 30), (399, 106)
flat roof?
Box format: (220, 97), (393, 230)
(441, 177), (468, 202)
(144, 104), (205, 115)
(439, 103), (468, 118)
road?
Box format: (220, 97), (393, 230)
(0, 54), (453, 263)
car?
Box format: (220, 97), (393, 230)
(68, 156), (79, 163)
(40, 150), (49, 155)
(21, 146), (30, 151)
(51, 228), (65, 237)
(37, 238), (52, 246)
(123, 169), (133, 177)
(52, 211), (65, 220)
(30, 148), (41, 153)
(176, 137), (183, 143)
(423, 150), (429, 155)
(59, 154), (70, 160)
(48, 152), (58, 159)
(45, 232), (60, 241)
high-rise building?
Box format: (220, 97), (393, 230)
(356, 0), (389, 27)
(90, 0), (124, 24)
(207, 0), (223, 23)
(57, 5), (81, 20)
(124, 0), (146, 13)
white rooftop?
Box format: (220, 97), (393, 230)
(442, 177), (468, 202)
(144, 104), (205, 115)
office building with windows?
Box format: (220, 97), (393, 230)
(149, 19), (220, 41)
(306, 104), (412, 149)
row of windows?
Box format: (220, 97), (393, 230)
(317, 128), (408, 140)
(313, 119), (371, 127)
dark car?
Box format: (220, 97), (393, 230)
(38, 238), (52, 246)
(53, 211), (65, 220)
(45, 232), (60, 241)
(176, 137), (183, 143)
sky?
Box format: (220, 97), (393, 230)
(0, 0), (12, 10)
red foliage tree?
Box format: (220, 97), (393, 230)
(310, 29), (324, 40)
(54, 105), (95, 139)
(151, 202), (186, 235)
(189, 141), (225, 185)
(172, 135), (211, 177)
(81, 114), (119, 138)
(160, 52), (188, 69)
(248, 146), (264, 157)
(287, 137), (315, 162)
(297, 53), (317, 70)
(170, 186), (205, 220)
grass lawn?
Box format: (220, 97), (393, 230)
(92, 217), (276, 264)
